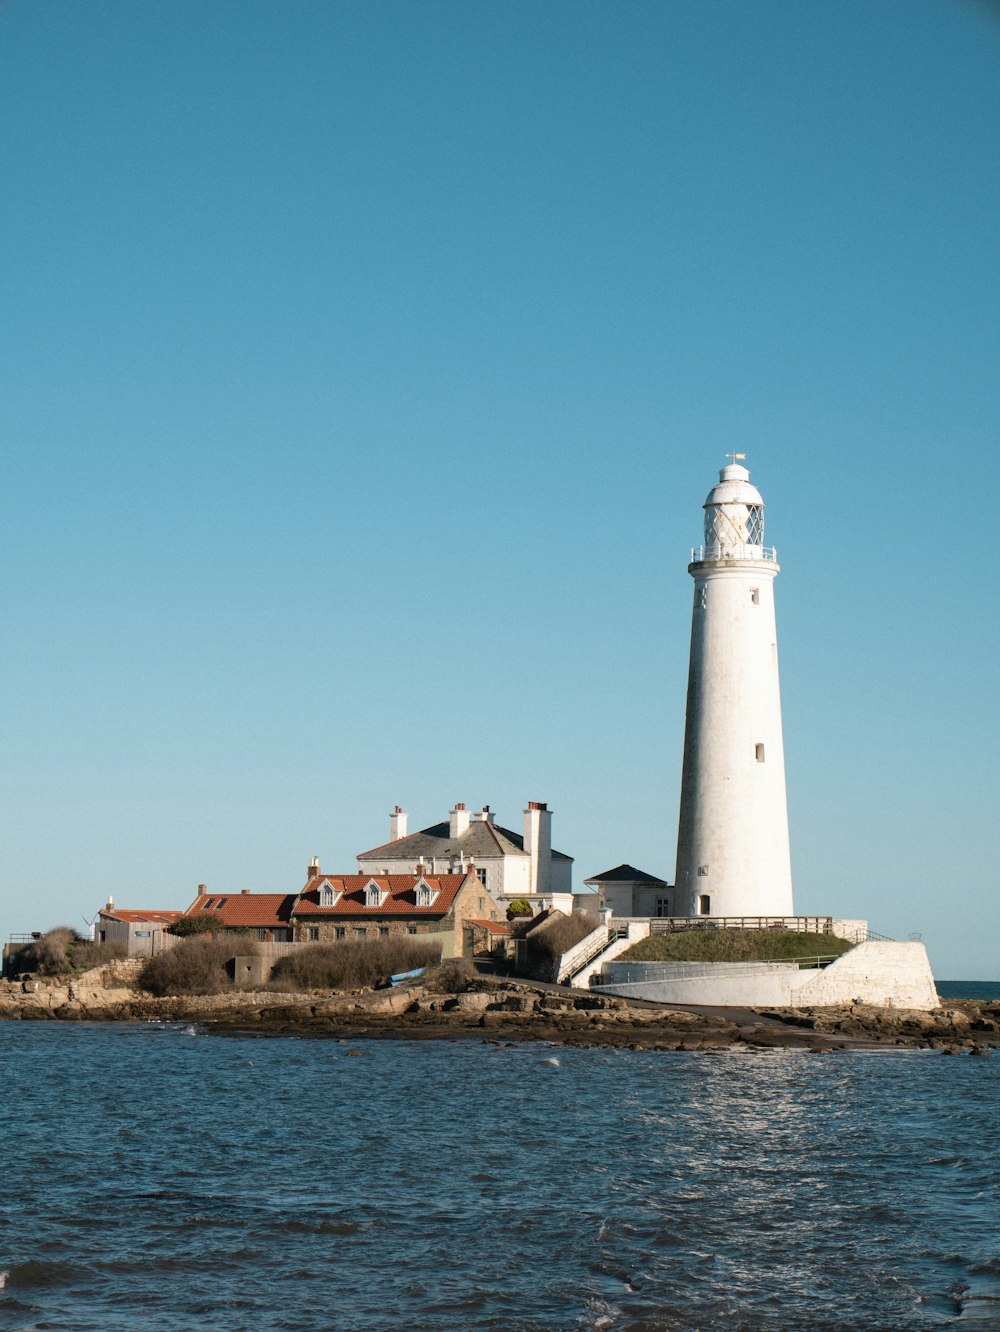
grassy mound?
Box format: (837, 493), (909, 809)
(620, 928), (854, 965)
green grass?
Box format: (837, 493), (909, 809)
(620, 928), (854, 965)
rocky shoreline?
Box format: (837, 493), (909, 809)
(1, 971), (998, 1053)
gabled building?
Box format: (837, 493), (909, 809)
(582, 865), (673, 918)
(290, 868), (503, 957)
(183, 888), (296, 942)
(356, 801), (573, 907)
(94, 900), (184, 956)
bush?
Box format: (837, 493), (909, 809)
(506, 899), (533, 919)
(514, 912), (596, 982)
(428, 957), (474, 993)
(7, 927), (76, 976)
(168, 914), (228, 937)
(139, 938), (236, 996)
(269, 938), (441, 992)
(66, 939), (128, 971)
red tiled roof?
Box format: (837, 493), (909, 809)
(467, 918), (510, 935)
(185, 893), (296, 929)
(102, 909), (184, 925)
(293, 874), (473, 919)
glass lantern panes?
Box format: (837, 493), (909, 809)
(746, 505), (764, 544)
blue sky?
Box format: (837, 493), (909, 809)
(1, 0), (997, 977)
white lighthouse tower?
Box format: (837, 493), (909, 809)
(674, 457), (794, 918)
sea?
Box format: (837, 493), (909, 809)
(2, 1018), (1000, 1332)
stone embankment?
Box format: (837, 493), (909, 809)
(2, 967), (997, 1053)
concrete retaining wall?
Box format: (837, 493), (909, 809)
(598, 941), (939, 1010)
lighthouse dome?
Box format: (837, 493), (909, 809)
(702, 462), (767, 554)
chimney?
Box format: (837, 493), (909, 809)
(105, 894), (115, 911)
(449, 803), (470, 839)
(197, 884), (207, 897)
(390, 806), (408, 841)
(523, 802), (552, 895)
(307, 856), (321, 882)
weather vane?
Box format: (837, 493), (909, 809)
(726, 451), (747, 466)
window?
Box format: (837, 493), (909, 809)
(334, 927), (346, 940)
(756, 743), (765, 763)
(746, 505), (764, 544)
(698, 586), (707, 609)
(407, 926), (417, 936)
(364, 880), (385, 908)
(321, 885), (335, 906)
(655, 897), (671, 918)
(750, 587), (759, 605)
(698, 894), (711, 915)
(307, 927), (319, 941)
(379, 926), (389, 937)
(355, 927), (367, 938)
(476, 868), (487, 886)
(478, 897), (486, 912)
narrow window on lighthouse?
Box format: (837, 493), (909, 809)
(755, 743), (765, 763)
(750, 587), (759, 605)
(698, 894), (711, 915)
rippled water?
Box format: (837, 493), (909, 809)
(2, 1023), (999, 1330)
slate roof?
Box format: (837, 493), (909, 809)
(292, 874), (474, 919)
(185, 892), (296, 929)
(358, 820), (572, 863)
(583, 864), (670, 887)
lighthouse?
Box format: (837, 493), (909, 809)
(674, 457), (794, 918)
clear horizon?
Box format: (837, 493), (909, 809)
(1, 1), (997, 978)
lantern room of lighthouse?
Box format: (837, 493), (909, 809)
(674, 456), (794, 919)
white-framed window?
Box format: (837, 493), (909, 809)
(698, 894), (711, 915)
(414, 878), (438, 908)
(756, 743), (765, 763)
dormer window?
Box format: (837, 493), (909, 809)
(414, 877), (438, 908)
(320, 883), (340, 908)
(364, 879), (387, 909)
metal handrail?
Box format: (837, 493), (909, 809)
(690, 543), (777, 563)
(597, 954), (843, 984)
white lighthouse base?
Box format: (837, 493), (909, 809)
(596, 941), (940, 1011)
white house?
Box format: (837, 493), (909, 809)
(583, 864), (673, 918)
(356, 802), (574, 911)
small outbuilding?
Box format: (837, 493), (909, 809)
(582, 864), (673, 918)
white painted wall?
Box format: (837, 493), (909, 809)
(675, 465), (793, 918)
(598, 942), (939, 1011)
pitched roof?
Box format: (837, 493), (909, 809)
(358, 820), (572, 863)
(292, 874), (474, 919)
(101, 909), (184, 925)
(185, 893), (296, 929)
(467, 918), (510, 935)
(583, 864), (670, 887)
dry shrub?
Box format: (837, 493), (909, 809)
(428, 957), (474, 993)
(8, 927), (76, 977)
(518, 912), (595, 982)
(269, 937), (441, 992)
(67, 940), (128, 971)
(139, 937), (235, 996)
